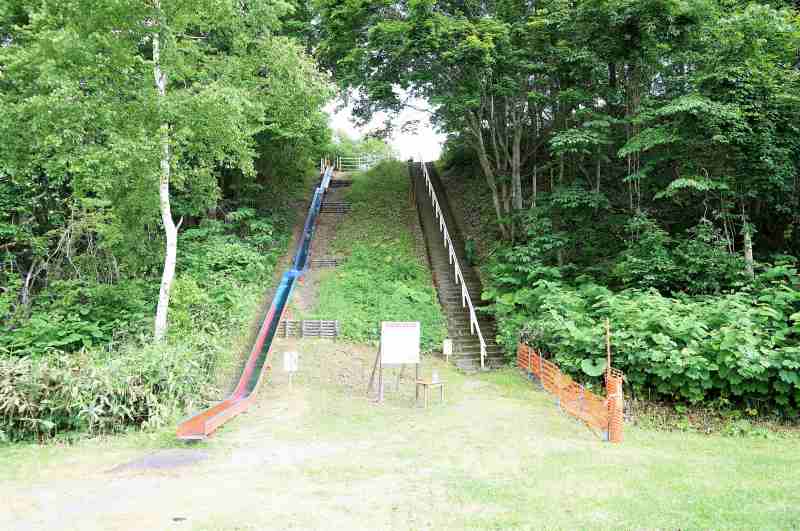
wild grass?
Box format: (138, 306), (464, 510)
(0, 197), (300, 442)
(309, 161), (446, 352)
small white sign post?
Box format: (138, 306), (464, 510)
(284, 351), (298, 390)
(367, 322), (421, 402)
(443, 338), (453, 363)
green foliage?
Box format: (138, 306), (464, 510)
(311, 161), (446, 352)
(0, 207), (294, 440)
(0, 0), (333, 441)
(1, 279), (154, 357)
(611, 215), (678, 291)
(0, 0), (332, 324)
(0, 338), (225, 442)
(486, 265), (800, 414)
(329, 132), (397, 161)
(612, 215), (747, 294)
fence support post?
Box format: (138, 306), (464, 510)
(606, 370), (624, 444)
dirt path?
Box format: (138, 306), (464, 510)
(0, 337), (588, 531)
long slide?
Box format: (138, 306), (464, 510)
(176, 166), (334, 440)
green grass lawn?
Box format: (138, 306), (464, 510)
(4, 342), (798, 530)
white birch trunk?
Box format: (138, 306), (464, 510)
(743, 222), (755, 279)
(152, 26), (178, 341)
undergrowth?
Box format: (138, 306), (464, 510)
(311, 161), (446, 352)
(0, 205), (296, 442)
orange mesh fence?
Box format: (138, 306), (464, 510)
(517, 343), (624, 443)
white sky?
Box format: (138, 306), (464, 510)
(325, 97), (445, 162)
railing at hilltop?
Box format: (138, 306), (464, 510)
(336, 153), (393, 172)
(417, 161), (487, 370)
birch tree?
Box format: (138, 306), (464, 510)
(1, 0), (307, 339)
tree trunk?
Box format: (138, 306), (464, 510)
(743, 220), (755, 279)
(468, 112), (509, 239)
(596, 147), (602, 194)
(152, 26), (178, 341)
(477, 153), (507, 239)
(511, 124), (523, 211)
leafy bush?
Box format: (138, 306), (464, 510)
(0, 209), (294, 440)
(611, 215), (679, 291)
(181, 224), (272, 283)
(1, 279), (154, 357)
(486, 265), (800, 414)
(612, 215), (747, 294)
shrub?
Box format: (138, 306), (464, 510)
(1, 279), (154, 357)
(612, 215), (747, 294)
(0, 210), (293, 440)
(0, 339), (225, 442)
(487, 265), (800, 415)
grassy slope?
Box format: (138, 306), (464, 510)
(309, 161), (446, 352)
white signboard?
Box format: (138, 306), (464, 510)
(283, 351), (299, 373)
(443, 339), (453, 357)
(380, 322), (421, 365)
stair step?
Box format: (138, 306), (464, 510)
(413, 162), (504, 372)
(446, 317), (495, 325)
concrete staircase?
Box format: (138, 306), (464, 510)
(410, 163), (506, 372)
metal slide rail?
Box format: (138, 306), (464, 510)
(419, 161), (486, 370)
(176, 166), (335, 440)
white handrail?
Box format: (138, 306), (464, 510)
(419, 161), (486, 370)
(338, 153), (394, 172)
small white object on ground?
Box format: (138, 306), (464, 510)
(284, 351), (299, 373)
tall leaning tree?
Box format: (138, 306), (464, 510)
(150, 0), (176, 340)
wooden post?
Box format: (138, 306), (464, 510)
(367, 348), (380, 398)
(606, 318), (612, 374)
(378, 361), (384, 403)
(605, 318), (624, 443)
(395, 364), (405, 391)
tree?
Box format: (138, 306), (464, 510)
(0, 0), (329, 338)
(621, 3), (800, 264)
(316, 0), (547, 238)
